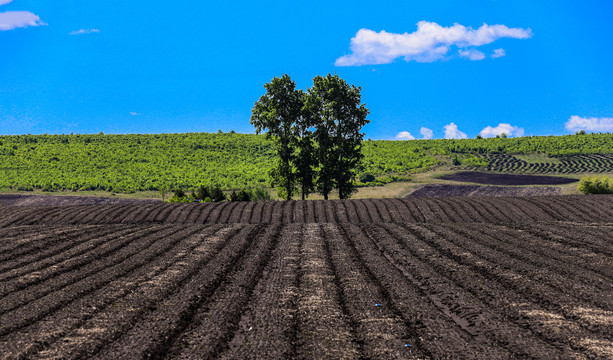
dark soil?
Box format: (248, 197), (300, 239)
(0, 194), (160, 207)
(1, 195), (612, 226)
(1, 196), (612, 359)
(410, 184), (562, 197)
(439, 171), (579, 185)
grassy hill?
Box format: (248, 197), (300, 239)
(0, 132), (612, 193)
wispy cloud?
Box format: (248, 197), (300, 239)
(444, 122), (468, 139)
(458, 48), (486, 61)
(395, 131), (415, 140)
(68, 28), (100, 35)
(335, 21), (532, 66)
(565, 116), (613, 132)
(0, 0), (14, 6)
(420, 127), (433, 139)
(129, 112), (142, 116)
(491, 48), (506, 58)
(480, 123), (524, 138)
(0, 11), (46, 31)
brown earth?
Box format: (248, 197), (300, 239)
(0, 196), (612, 226)
(1, 196), (612, 359)
(410, 184), (562, 197)
(0, 194), (160, 207)
(439, 171), (579, 185)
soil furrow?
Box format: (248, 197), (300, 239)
(249, 201), (265, 224)
(420, 223), (613, 339)
(486, 223), (613, 280)
(0, 226), (97, 261)
(324, 199), (336, 223)
(362, 199), (383, 222)
(0, 224), (194, 336)
(0, 225), (135, 281)
(228, 201), (248, 223)
(353, 199), (374, 223)
(89, 225), (268, 359)
(218, 201), (241, 224)
(342, 199), (359, 223)
(371, 223), (582, 359)
(389, 199), (418, 222)
(343, 223), (497, 359)
(192, 202), (217, 224)
(277, 223), (360, 359)
(444, 222), (613, 307)
(173, 203), (198, 224)
(220, 224), (303, 359)
(259, 201), (273, 223)
(163, 225), (283, 359)
(325, 223), (426, 359)
(88, 204), (132, 224)
(409, 198), (436, 222)
(163, 204), (189, 223)
(0, 225), (170, 316)
(399, 222), (611, 358)
(0, 225), (229, 359)
(206, 202), (231, 224)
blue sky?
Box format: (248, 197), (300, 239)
(1, 0), (612, 139)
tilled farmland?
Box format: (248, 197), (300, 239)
(1, 196), (612, 359)
(474, 153), (613, 174)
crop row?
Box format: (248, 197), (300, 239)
(2, 196), (613, 227)
(473, 153), (613, 173)
(1, 220), (611, 359)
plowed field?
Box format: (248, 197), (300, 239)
(1, 196), (612, 359)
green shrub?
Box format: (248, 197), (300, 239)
(249, 187), (272, 201)
(578, 176), (613, 194)
(168, 188), (191, 202)
(359, 173), (376, 183)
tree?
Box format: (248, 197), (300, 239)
(251, 75), (303, 200)
(306, 74), (369, 199)
(305, 76), (336, 199)
(293, 106), (317, 200)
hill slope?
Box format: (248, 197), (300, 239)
(0, 132), (612, 193)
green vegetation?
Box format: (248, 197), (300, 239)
(577, 176), (613, 194)
(0, 133), (611, 194)
(167, 184), (272, 203)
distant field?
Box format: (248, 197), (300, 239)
(0, 132), (612, 193)
(472, 153), (613, 174)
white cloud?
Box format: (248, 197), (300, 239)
(444, 122), (468, 139)
(129, 112), (142, 116)
(458, 48), (485, 61)
(420, 127), (433, 139)
(492, 48), (506, 58)
(480, 123), (524, 138)
(68, 28), (100, 35)
(395, 131), (415, 140)
(0, 0), (14, 6)
(0, 11), (46, 31)
(335, 21), (532, 66)
(565, 116), (613, 132)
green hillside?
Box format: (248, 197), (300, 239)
(1, 132), (612, 193)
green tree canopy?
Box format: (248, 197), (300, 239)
(250, 74), (303, 200)
(306, 74), (369, 199)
